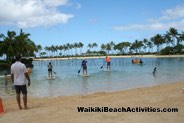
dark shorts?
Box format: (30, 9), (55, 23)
(48, 69), (52, 72)
(83, 66), (87, 70)
(5, 81), (8, 86)
(15, 85), (27, 94)
(107, 62), (110, 66)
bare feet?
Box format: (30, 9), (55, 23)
(24, 107), (29, 110)
(19, 106), (23, 110)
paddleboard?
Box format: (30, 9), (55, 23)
(47, 76), (56, 80)
(104, 69), (111, 72)
(81, 74), (90, 77)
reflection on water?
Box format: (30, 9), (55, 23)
(81, 77), (88, 94)
(0, 81), (15, 98)
(0, 57), (184, 98)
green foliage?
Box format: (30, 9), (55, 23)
(114, 42), (131, 54)
(160, 46), (173, 55)
(173, 44), (184, 53)
(0, 60), (11, 74)
(0, 29), (37, 61)
(98, 50), (107, 55)
(11, 58), (34, 68)
(129, 40), (143, 54)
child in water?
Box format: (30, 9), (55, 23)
(153, 67), (157, 74)
(4, 73), (8, 87)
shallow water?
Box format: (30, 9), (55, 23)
(0, 57), (184, 98)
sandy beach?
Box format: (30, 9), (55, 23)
(0, 81), (184, 123)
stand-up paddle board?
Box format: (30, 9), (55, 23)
(81, 74), (90, 77)
(47, 76), (56, 80)
(104, 69), (111, 72)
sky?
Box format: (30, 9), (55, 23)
(0, 0), (184, 52)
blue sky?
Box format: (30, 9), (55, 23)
(0, 0), (184, 52)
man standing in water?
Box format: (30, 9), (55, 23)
(106, 56), (111, 71)
(11, 54), (31, 110)
(47, 62), (53, 77)
(81, 59), (87, 75)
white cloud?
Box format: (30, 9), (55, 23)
(160, 5), (184, 20)
(43, 0), (68, 7)
(0, 0), (74, 28)
(66, 2), (81, 9)
(113, 5), (184, 31)
(113, 20), (184, 31)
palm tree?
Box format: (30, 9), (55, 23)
(66, 43), (71, 56)
(16, 29), (37, 56)
(78, 42), (84, 55)
(58, 45), (63, 56)
(163, 34), (172, 46)
(87, 43), (92, 53)
(18, 29), (37, 57)
(74, 43), (78, 55)
(55, 45), (59, 56)
(114, 43), (123, 54)
(166, 27), (179, 46)
(101, 44), (106, 51)
(143, 38), (148, 53)
(63, 44), (68, 56)
(69, 43), (74, 56)
(0, 29), (38, 60)
(92, 43), (98, 51)
(44, 46), (49, 57)
(151, 34), (164, 53)
(106, 43), (111, 55)
(178, 31), (184, 44)
(147, 41), (154, 53)
(109, 41), (115, 54)
(50, 45), (56, 57)
(0, 34), (5, 41)
(129, 40), (143, 54)
(0, 31), (17, 60)
(36, 45), (42, 57)
(114, 42), (130, 54)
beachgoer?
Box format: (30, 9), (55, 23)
(11, 54), (31, 110)
(4, 73), (8, 87)
(81, 59), (87, 75)
(47, 62), (53, 77)
(106, 56), (111, 71)
(140, 59), (143, 64)
(131, 59), (134, 63)
(27, 68), (32, 76)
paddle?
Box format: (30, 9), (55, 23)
(100, 61), (106, 69)
(53, 70), (56, 74)
(78, 67), (82, 73)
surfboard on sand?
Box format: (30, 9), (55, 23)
(47, 76), (56, 80)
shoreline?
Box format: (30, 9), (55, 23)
(1, 81), (184, 123)
(34, 54), (184, 61)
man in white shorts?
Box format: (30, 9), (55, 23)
(11, 54), (31, 110)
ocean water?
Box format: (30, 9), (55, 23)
(0, 57), (184, 98)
